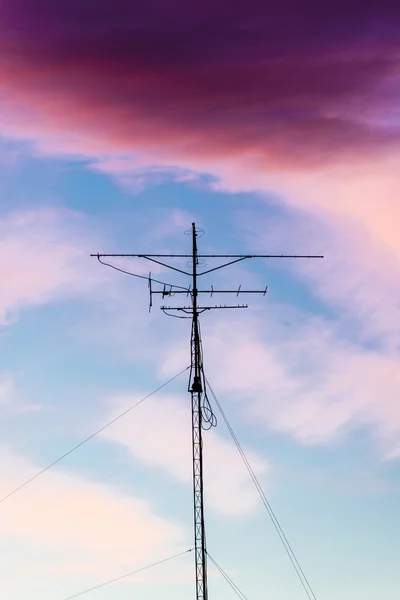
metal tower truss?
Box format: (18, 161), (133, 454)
(91, 224), (323, 600)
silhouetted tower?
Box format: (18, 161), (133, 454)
(92, 223), (323, 600)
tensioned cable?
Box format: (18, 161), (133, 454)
(197, 320), (217, 430)
(205, 377), (318, 600)
(206, 551), (248, 600)
(0, 367), (189, 506)
(60, 548), (193, 599)
(97, 256), (190, 292)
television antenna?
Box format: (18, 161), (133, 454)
(91, 223), (323, 600)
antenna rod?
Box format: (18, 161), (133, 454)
(190, 223), (208, 600)
(93, 254), (324, 258)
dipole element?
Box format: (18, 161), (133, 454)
(91, 224), (323, 600)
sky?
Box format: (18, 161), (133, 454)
(0, 1), (400, 599)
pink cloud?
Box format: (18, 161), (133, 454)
(0, 445), (187, 596)
(160, 309), (400, 457)
(236, 198), (400, 351)
(0, 0), (399, 173)
(100, 392), (268, 516)
(0, 1), (399, 308)
(1, 0), (399, 473)
(0, 374), (44, 416)
(0, 208), (105, 326)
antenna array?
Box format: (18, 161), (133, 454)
(91, 223), (323, 600)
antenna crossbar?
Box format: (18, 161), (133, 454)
(161, 305), (249, 311)
(153, 288), (267, 295)
(91, 253), (323, 258)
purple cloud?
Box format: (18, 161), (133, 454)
(0, 0), (399, 167)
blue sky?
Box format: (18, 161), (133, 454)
(1, 3), (400, 596)
(1, 137), (400, 600)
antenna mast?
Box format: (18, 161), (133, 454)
(91, 223), (323, 600)
(189, 223), (209, 600)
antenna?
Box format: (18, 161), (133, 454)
(91, 223), (323, 600)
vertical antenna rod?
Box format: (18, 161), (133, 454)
(190, 223), (208, 600)
(91, 224), (323, 600)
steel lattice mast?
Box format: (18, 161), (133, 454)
(189, 225), (208, 600)
(91, 223), (323, 600)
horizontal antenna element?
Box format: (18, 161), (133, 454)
(161, 304), (249, 311)
(91, 253), (324, 258)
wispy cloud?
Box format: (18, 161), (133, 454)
(0, 374), (44, 416)
(237, 201), (400, 350)
(0, 445), (187, 596)
(0, 208), (105, 326)
(239, 208), (400, 457)
(100, 392), (268, 516)
(160, 301), (400, 458)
